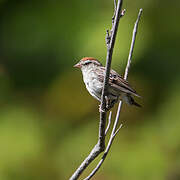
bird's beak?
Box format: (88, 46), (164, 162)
(73, 62), (81, 68)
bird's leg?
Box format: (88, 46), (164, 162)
(105, 96), (117, 111)
(99, 96), (118, 112)
(98, 96), (110, 112)
(99, 104), (106, 113)
(105, 96), (111, 110)
(106, 97), (119, 111)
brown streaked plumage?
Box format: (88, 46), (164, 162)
(74, 57), (141, 110)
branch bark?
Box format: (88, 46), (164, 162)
(69, 1), (123, 180)
(99, 0), (123, 153)
(83, 8), (143, 180)
(69, 3), (142, 180)
(124, 8), (143, 80)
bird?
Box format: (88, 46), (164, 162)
(74, 57), (141, 111)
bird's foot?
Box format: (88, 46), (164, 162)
(99, 105), (106, 113)
(106, 98), (118, 111)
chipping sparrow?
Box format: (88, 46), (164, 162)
(74, 57), (141, 111)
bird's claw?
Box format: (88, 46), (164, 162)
(99, 105), (106, 113)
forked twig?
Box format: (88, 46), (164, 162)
(84, 122), (123, 180)
(83, 8), (143, 180)
(70, 1), (142, 179)
(69, 1), (123, 179)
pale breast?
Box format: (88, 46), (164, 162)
(82, 70), (102, 101)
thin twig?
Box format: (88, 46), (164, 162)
(112, 0), (117, 25)
(105, 111), (112, 135)
(107, 8), (143, 157)
(114, 0), (117, 11)
(113, 123), (123, 137)
(99, 0), (123, 155)
(124, 8), (143, 80)
(84, 8), (143, 180)
(69, 1), (123, 180)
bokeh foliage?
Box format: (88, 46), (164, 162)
(0, 0), (180, 179)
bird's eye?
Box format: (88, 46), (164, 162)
(84, 61), (91, 65)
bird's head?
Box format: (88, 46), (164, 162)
(73, 57), (102, 69)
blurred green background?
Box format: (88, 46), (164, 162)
(0, 0), (180, 180)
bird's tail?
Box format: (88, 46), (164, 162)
(132, 100), (142, 107)
(130, 95), (141, 107)
(123, 95), (142, 108)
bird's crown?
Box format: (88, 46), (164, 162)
(74, 57), (102, 68)
(80, 57), (102, 66)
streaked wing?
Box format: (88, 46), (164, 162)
(98, 67), (140, 97)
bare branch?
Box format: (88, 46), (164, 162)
(84, 121), (123, 180)
(113, 123), (123, 137)
(112, 0), (117, 25)
(70, 1), (142, 178)
(100, 0), (123, 111)
(69, 1), (123, 180)
(114, 0), (117, 10)
(110, 8), (143, 149)
(105, 111), (112, 135)
(124, 8), (143, 80)
(84, 8), (143, 180)
(99, 0), (123, 154)
(110, 100), (123, 137)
